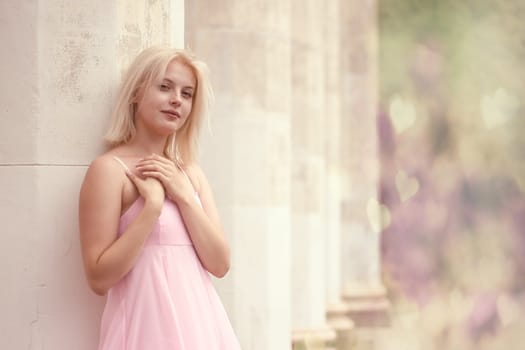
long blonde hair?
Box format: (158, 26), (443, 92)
(105, 47), (213, 163)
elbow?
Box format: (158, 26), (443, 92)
(210, 259), (230, 279)
(92, 286), (108, 296)
(214, 266), (230, 278)
(83, 259), (113, 295)
(87, 277), (108, 296)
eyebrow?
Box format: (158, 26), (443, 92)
(162, 78), (195, 90)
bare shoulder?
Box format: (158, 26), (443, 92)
(183, 162), (207, 193)
(85, 153), (123, 181)
(185, 162), (205, 177)
(81, 153), (125, 199)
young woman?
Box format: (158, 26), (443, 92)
(78, 47), (241, 349)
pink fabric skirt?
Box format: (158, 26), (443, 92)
(97, 198), (241, 350)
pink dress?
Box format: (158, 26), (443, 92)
(97, 195), (241, 349)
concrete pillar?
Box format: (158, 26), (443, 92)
(323, 0), (342, 309)
(339, 0), (390, 339)
(185, 1), (292, 349)
(0, 1), (184, 349)
(322, 1), (357, 349)
(289, 0), (336, 348)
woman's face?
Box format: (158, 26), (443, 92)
(134, 59), (196, 137)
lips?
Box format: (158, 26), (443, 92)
(162, 110), (181, 119)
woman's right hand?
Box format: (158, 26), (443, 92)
(126, 170), (165, 209)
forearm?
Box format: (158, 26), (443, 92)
(177, 198), (230, 277)
(89, 202), (161, 294)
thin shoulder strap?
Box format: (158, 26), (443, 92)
(112, 156), (130, 172)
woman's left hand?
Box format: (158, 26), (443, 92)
(135, 154), (194, 203)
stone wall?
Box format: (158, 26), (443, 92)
(0, 1), (183, 349)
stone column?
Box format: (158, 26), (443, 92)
(0, 5), (40, 347)
(186, 1), (292, 349)
(289, 0), (336, 349)
(322, 1), (357, 349)
(0, 1), (184, 349)
(339, 0), (390, 340)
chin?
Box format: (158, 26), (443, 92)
(156, 122), (183, 135)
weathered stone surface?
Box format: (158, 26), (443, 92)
(187, 1), (293, 348)
(0, 2), (185, 349)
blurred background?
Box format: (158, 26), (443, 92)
(377, 1), (525, 349)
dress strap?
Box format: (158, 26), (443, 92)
(112, 156), (130, 172)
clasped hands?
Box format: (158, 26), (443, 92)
(134, 154), (194, 203)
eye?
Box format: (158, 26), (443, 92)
(182, 91), (194, 99)
(159, 84), (170, 91)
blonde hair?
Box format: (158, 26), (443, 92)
(105, 47), (213, 164)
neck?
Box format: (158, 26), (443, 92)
(127, 130), (170, 157)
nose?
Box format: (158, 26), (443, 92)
(170, 92), (181, 106)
